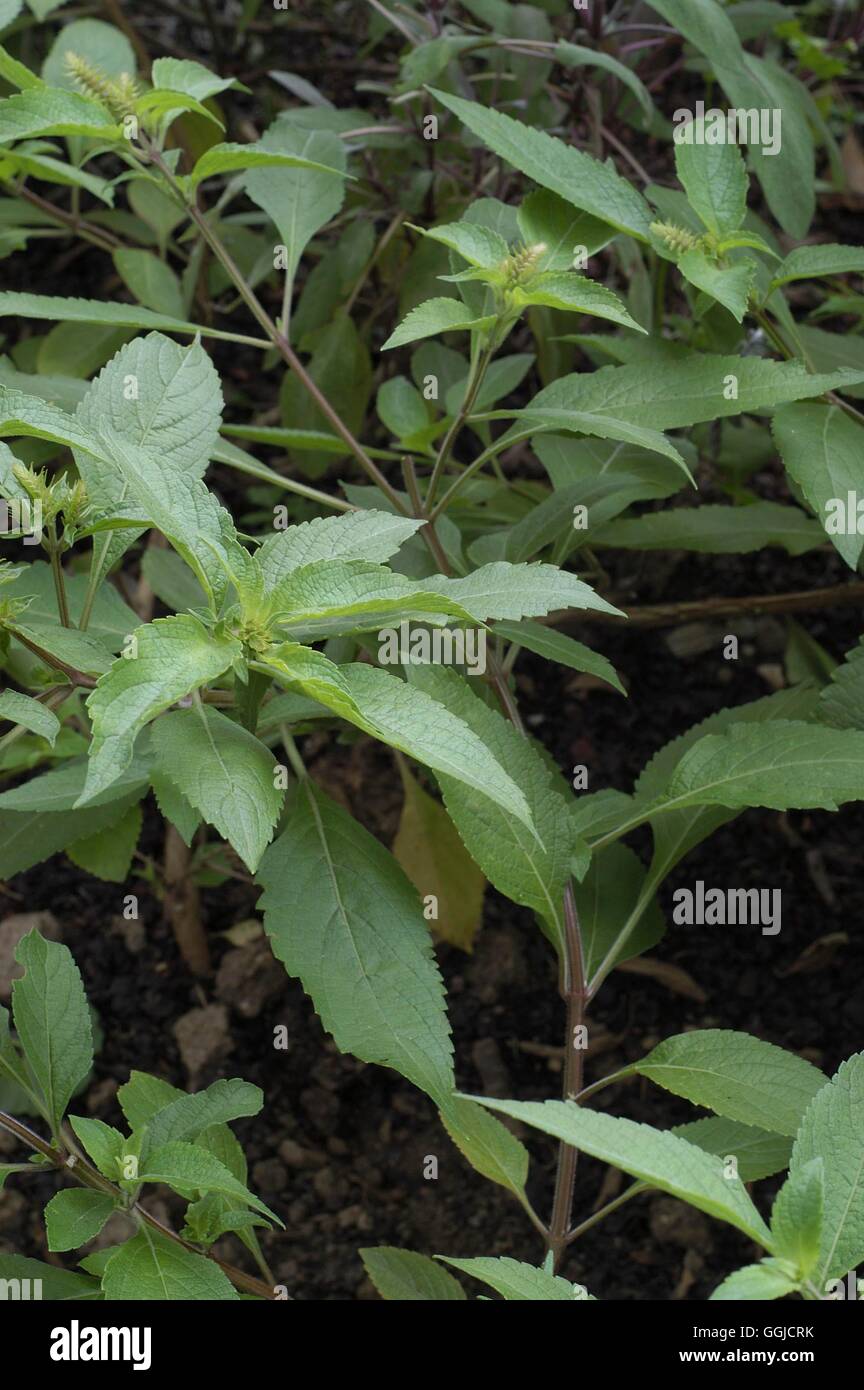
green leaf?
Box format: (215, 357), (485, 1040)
(69, 1115), (125, 1178)
(634, 1030), (827, 1137)
(711, 1260), (799, 1302)
(79, 615), (240, 805)
(393, 760), (485, 951)
(771, 1158), (824, 1276)
(112, 250), (184, 318)
(790, 1052), (864, 1282)
(818, 639), (864, 731)
(494, 618), (624, 692)
(0, 149), (115, 205)
(0, 1253), (101, 1300)
(150, 57), (235, 101)
(0, 789), (145, 876)
(45, 1190), (116, 1252)
(663, 719), (864, 814)
(151, 706), (281, 872)
(0, 689), (60, 744)
(5, 619), (114, 676)
(279, 313), (372, 472)
(423, 561), (623, 621)
(674, 1117), (793, 1183)
(138, 1140), (278, 1222)
(42, 17), (135, 89)
(377, 376), (433, 447)
(772, 403), (864, 569)
(410, 219), (509, 269)
(191, 139), (345, 189)
(577, 843), (665, 979)
(67, 801), (142, 882)
(403, 665), (575, 949)
(141, 549), (208, 613)
(0, 293), (260, 346)
(256, 511), (422, 592)
(515, 271), (646, 333)
(263, 651), (536, 835)
(142, 1078), (263, 1155)
(0, 88), (120, 142)
(257, 779), (453, 1100)
(360, 1247), (466, 1301)
(430, 89), (652, 241)
(102, 1227), (239, 1300)
(521, 354), (864, 432)
(555, 39), (653, 119)
(677, 249), (755, 322)
(438, 1093), (530, 1205)
(11, 930), (92, 1133)
(594, 501), (823, 556)
(674, 127), (748, 237)
(244, 123), (346, 306)
(268, 559), (476, 637)
(769, 244), (864, 292)
(471, 1096), (772, 1247)
(439, 1255), (590, 1301)
(382, 296), (496, 351)
(517, 189), (615, 272)
(150, 766), (201, 845)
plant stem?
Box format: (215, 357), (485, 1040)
(547, 882), (588, 1270)
(163, 823), (210, 975)
(47, 534), (71, 627)
(425, 339), (495, 511)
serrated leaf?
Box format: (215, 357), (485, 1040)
(818, 639), (864, 731)
(268, 558), (477, 638)
(6, 619), (114, 676)
(711, 1260), (799, 1302)
(430, 89), (652, 241)
(471, 1096), (772, 1247)
(516, 189), (615, 272)
(0, 292), (258, 346)
(138, 1140), (277, 1222)
(263, 650), (536, 835)
(663, 719), (864, 814)
(520, 354), (864, 432)
(360, 1247), (466, 1301)
(150, 57), (235, 101)
(790, 1052), (864, 1281)
(256, 512), (422, 592)
(150, 765), (201, 845)
(674, 1117), (793, 1183)
(514, 271), (646, 333)
(677, 250), (755, 321)
(383, 296), (495, 351)
(257, 779), (453, 1099)
(440, 1255), (587, 1301)
(78, 615), (240, 805)
(438, 1093), (530, 1204)
(772, 403), (864, 569)
(102, 1227), (239, 1300)
(142, 1078), (263, 1155)
(771, 1158), (824, 1276)
(151, 706), (281, 872)
(69, 1116), (125, 1179)
(411, 220), (509, 269)
(769, 244), (864, 291)
(635, 1030), (827, 1137)
(0, 88), (120, 142)
(11, 931), (92, 1133)
(193, 138), (345, 189)
(422, 561), (622, 621)
(675, 126), (748, 237)
(0, 689), (60, 744)
(45, 1190), (116, 1252)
